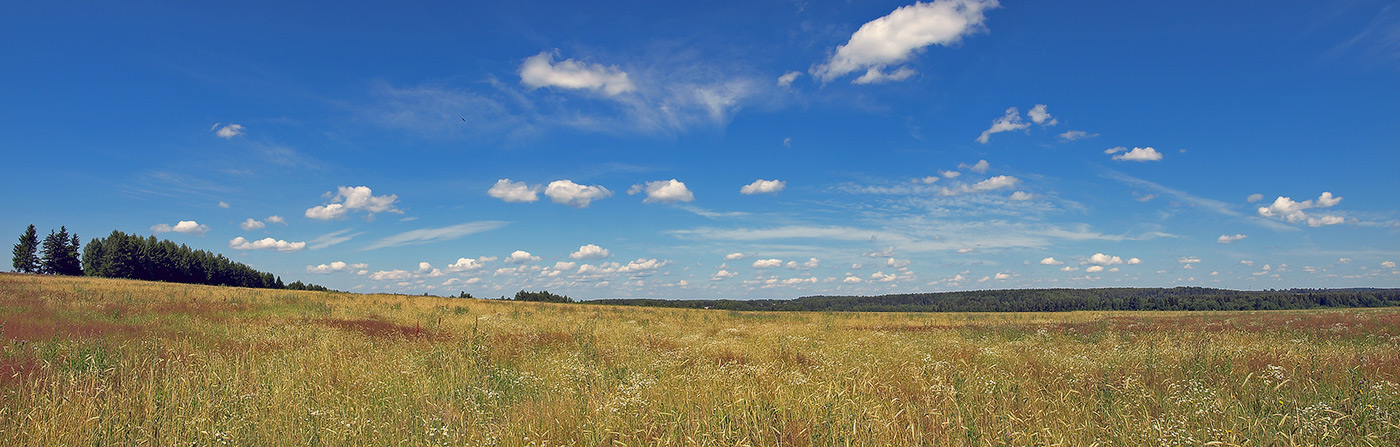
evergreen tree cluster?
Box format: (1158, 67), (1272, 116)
(510, 290), (573, 303)
(10, 226), (332, 292)
(11, 224), (81, 275)
(82, 230), (284, 289)
(589, 287), (1400, 313)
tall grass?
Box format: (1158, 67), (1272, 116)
(1, 273), (1397, 445)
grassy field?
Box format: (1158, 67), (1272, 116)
(1, 274), (1397, 446)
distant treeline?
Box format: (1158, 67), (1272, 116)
(588, 287), (1400, 312)
(12, 225), (331, 291)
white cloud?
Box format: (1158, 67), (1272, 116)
(369, 269), (413, 281)
(228, 236), (305, 252)
(507, 250), (541, 264)
(570, 244), (611, 260)
(417, 262), (434, 274)
(871, 271), (898, 282)
(777, 71), (802, 87)
(616, 258), (670, 275)
(863, 247), (896, 258)
(1257, 192), (1343, 225)
(361, 221), (508, 251)
(939, 175), (1019, 196)
(843, 276), (862, 283)
(213, 123), (244, 139)
(1382, 261), (1396, 268)
(1104, 147), (1126, 154)
(786, 258), (821, 270)
(1009, 191), (1033, 201)
(151, 220), (210, 236)
(629, 179), (694, 204)
(1059, 130), (1098, 141)
(1060, 266), (1077, 272)
(488, 179), (541, 203)
(1127, 258), (1142, 265)
(976, 107), (1030, 144)
(446, 257), (490, 272)
(305, 186), (400, 220)
(724, 252), (746, 260)
(852, 66), (917, 84)
(545, 180), (612, 208)
(266, 215), (286, 224)
(886, 258), (911, 268)
(1084, 253), (1124, 266)
(1039, 257), (1064, 265)
(994, 272), (1012, 280)
(813, 0), (998, 83)
(1246, 193), (1265, 203)
(218, 201), (230, 209)
(956, 248), (976, 254)
(1217, 234), (1248, 244)
(1111, 147), (1164, 162)
(959, 159), (990, 173)
(740, 179), (786, 195)
(240, 218), (266, 231)
(1027, 104), (1057, 126)
(519, 51), (635, 96)
(940, 170), (961, 179)
(1085, 265), (1105, 273)
(752, 258), (783, 269)
(783, 137), (792, 148)
(1178, 256), (1202, 264)
(1338, 257), (1352, 264)
(307, 261), (352, 274)
(308, 228), (360, 250)
(710, 269), (738, 281)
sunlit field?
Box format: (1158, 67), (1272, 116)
(2, 274), (1397, 446)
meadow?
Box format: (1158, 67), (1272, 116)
(1, 273), (1397, 446)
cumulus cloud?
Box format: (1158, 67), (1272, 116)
(240, 218), (266, 231)
(305, 186), (401, 220)
(940, 170), (961, 179)
(629, 179), (694, 204)
(307, 261), (366, 274)
(228, 236), (305, 252)
(1059, 130), (1098, 141)
(1217, 234), (1248, 244)
(212, 123), (244, 139)
(1383, 261), (1396, 268)
(711, 269), (739, 281)
(369, 269), (413, 281)
(1009, 191), (1033, 201)
(752, 258), (783, 269)
(843, 276), (862, 283)
(1027, 104), (1057, 126)
(617, 258), (670, 275)
(446, 257), (491, 272)
(1257, 192), (1344, 226)
(266, 215), (286, 224)
(487, 179), (541, 203)
(853, 66), (917, 84)
(958, 159), (990, 173)
(786, 258), (821, 270)
(506, 250), (541, 264)
(886, 258), (911, 268)
(218, 201), (231, 209)
(1127, 258), (1142, 265)
(1246, 193), (1265, 203)
(740, 179), (786, 195)
(976, 107), (1030, 144)
(777, 71), (802, 87)
(724, 252), (746, 260)
(870, 271), (898, 282)
(1110, 147), (1164, 162)
(519, 51), (635, 96)
(151, 220), (210, 236)
(1085, 265), (1105, 273)
(813, 0), (998, 83)
(545, 180), (612, 208)
(939, 175), (1019, 196)
(1083, 253), (1124, 266)
(1039, 257), (1064, 265)
(570, 244), (611, 260)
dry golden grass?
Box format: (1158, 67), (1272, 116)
(1, 273), (1398, 446)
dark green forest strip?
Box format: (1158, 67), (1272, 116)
(587, 287), (1400, 312)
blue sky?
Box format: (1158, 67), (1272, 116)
(3, 0), (1398, 298)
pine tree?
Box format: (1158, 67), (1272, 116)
(11, 224), (40, 273)
(39, 228), (64, 274)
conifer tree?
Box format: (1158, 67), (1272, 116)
(11, 224), (40, 273)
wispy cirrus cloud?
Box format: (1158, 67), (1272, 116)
(360, 221), (509, 251)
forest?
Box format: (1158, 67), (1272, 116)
(589, 287), (1400, 312)
(11, 225), (330, 291)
